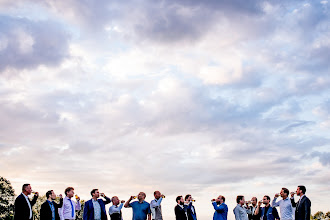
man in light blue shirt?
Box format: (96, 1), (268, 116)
(233, 195), (251, 220)
(272, 187), (293, 220)
(150, 191), (164, 220)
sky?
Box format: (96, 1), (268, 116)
(0, 0), (330, 219)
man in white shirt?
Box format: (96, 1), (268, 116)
(233, 195), (251, 220)
(272, 187), (293, 220)
(59, 187), (81, 220)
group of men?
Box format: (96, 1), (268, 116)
(233, 186), (311, 220)
(14, 183), (310, 220)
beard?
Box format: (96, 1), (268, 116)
(180, 201), (184, 205)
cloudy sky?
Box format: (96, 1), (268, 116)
(1, 0), (330, 219)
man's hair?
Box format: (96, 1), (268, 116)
(298, 185), (306, 194)
(91, 189), (98, 196)
(22, 184), (30, 192)
(252, 197), (258, 201)
(176, 196), (182, 202)
(185, 194), (191, 201)
(111, 196), (118, 202)
(282, 187), (289, 195)
(46, 190), (53, 199)
(236, 195), (244, 204)
(65, 187), (74, 196)
(154, 191), (160, 195)
(264, 195), (271, 201)
(140, 192), (146, 198)
(220, 195), (226, 202)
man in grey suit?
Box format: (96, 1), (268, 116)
(290, 185), (311, 220)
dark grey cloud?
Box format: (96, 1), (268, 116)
(0, 15), (70, 72)
(310, 151), (330, 166)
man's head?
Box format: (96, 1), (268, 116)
(236, 195), (245, 205)
(176, 196), (184, 205)
(46, 190), (56, 200)
(263, 195), (271, 205)
(251, 197), (257, 206)
(91, 189), (99, 199)
(280, 188), (289, 199)
(154, 191), (161, 199)
(112, 196), (120, 206)
(22, 184), (32, 195)
(185, 194), (192, 202)
(217, 195), (225, 204)
(296, 185), (306, 196)
(138, 192), (146, 201)
(65, 187), (74, 198)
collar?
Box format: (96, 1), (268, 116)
(22, 193), (29, 199)
(47, 200), (53, 204)
(300, 194), (305, 199)
(92, 198), (98, 201)
(178, 204), (184, 209)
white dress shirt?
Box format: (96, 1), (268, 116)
(22, 193), (32, 219)
(59, 196), (81, 220)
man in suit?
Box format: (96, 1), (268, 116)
(185, 194), (197, 220)
(40, 190), (63, 220)
(175, 195), (191, 220)
(83, 189), (111, 220)
(14, 183), (39, 220)
(290, 185), (311, 220)
(211, 195), (228, 220)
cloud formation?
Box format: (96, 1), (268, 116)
(0, 1), (330, 220)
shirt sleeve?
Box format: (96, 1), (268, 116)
(212, 202), (225, 213)
(272, 198), (280, 207)
(150, 198), (163, 208)
(75, 200), (81, 211)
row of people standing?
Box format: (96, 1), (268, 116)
(13, 183), (310, 220)
(233, 186), (311, 220)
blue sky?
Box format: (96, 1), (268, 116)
(0, 0), (330, 219)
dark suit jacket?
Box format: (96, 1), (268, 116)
(40, 199), (63, 220)
(175, 204), (188, 220)
(248, 206), (261, 220)
(83, 197), (111, 220)
(187, 204), (197, 220)
(14, 193), (38, 220)
(291, 195), (311, 220)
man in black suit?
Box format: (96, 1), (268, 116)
(14, 183), (39, 220)
(175, 196), (189, 220)
(290, 185), (311, 220)
(40, 190), (63, 220)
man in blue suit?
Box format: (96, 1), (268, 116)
(185, 194), (197, 220)
(211, 195), (228, 220)
(83, 189), (111, 220)
(290, 185), (311, 220)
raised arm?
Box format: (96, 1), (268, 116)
(212, 202), (225, 213)
(76, 200), (81, 211)
(124, 196), (134, 208)
(150, 197), (163, 208)
(271, 197), (280, 207)
(103, 196), (112, 205)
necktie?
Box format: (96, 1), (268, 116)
(69, 199), (74, 218)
